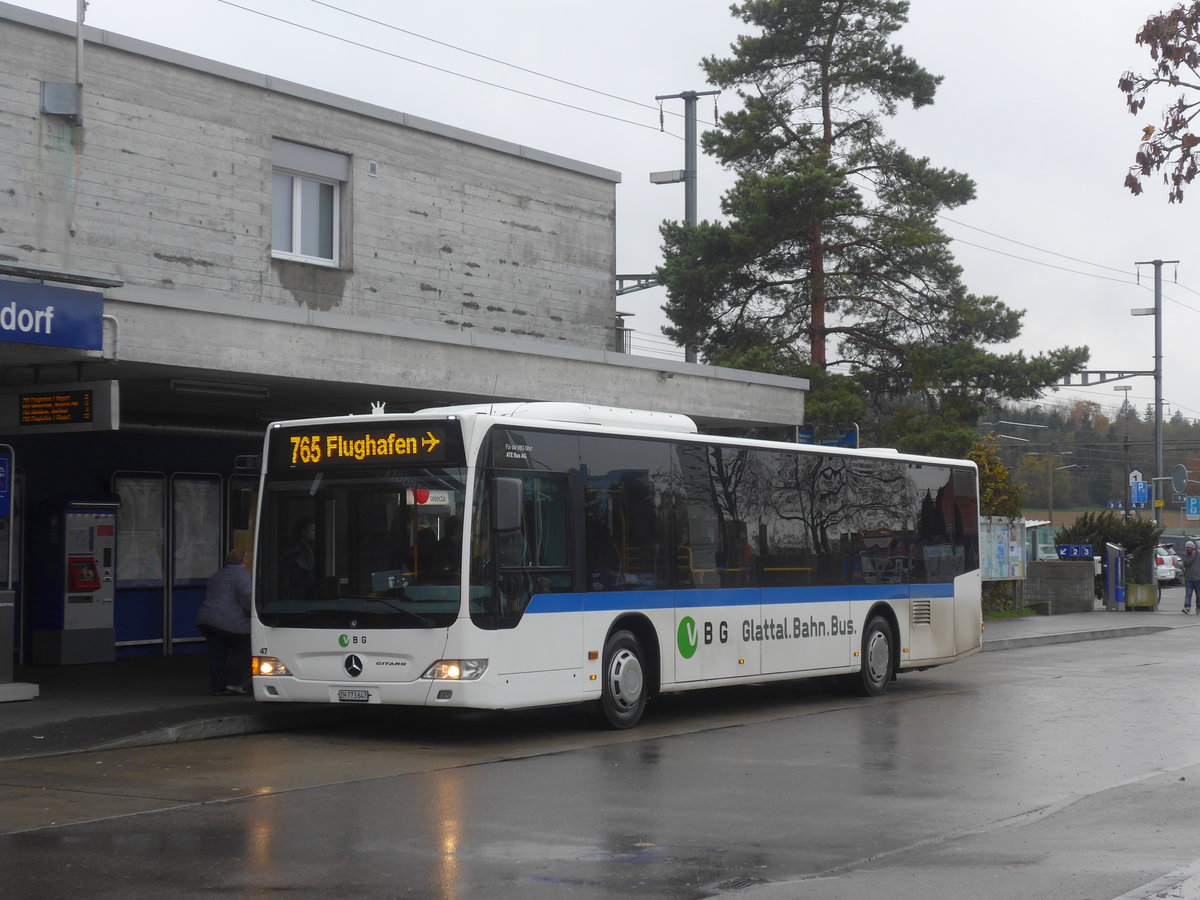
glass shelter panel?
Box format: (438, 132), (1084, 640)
(172, 475), (221, 585)
(114, 474), (164, 588)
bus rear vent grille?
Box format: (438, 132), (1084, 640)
(912, 599), (932, 626)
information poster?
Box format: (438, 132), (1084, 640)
(980, 516), (1026, 581)
(115, 475), (164, 586)
(172, 477), (221, 584)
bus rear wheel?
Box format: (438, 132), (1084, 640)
(598, 630), (647, 729)
(856, 616), (894, 697)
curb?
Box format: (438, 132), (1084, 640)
(0, 705), (360, 762)
(92, 706), (356, 752)
(982, 625), (1173, 652)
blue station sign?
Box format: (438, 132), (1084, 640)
(0, 281), (103, 350)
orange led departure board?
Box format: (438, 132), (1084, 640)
(19, 389), (93, 425)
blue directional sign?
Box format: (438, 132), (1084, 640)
(1056, 544), (1094, 559)
(819, 427), (859, 448)
(798, 426), (858, 448)
(1131, 481), (1148, 505)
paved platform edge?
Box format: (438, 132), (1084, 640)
(0, 705), (362, 763)
(91, 705), (360, 754)
(981, 625), (1173, 651)
(0, 682), (39, 703)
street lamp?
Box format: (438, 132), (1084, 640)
(1114, 385), (1134, 517)
(982, 420), (1047, 437)
(1049, 462), (1087, 525)
(1131, 259), (1172, 527)
(982, 420), (1043, 481)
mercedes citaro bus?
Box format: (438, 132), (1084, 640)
(250, 402), (981, 728)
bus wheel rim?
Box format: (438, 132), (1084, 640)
(608, 648), (643, 710)
(866, 629), (889, 683)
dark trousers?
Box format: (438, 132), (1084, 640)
(1188, 579), (1200, 610)
(197, 624), (251, 693)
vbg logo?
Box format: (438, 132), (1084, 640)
(677, 616), (698, 659)
(338, 634), (349, 648)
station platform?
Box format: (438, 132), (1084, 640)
(1, 602), (1196, 761)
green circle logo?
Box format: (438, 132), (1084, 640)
(677, 617), (698, 659)
(338, 634), (349, 648)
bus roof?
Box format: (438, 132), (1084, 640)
(416, 402), (699, 434)
(264, 404), (974, 471)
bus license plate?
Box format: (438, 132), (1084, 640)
(337, 689), (370, 703)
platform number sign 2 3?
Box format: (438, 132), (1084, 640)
(1056, 544), (1094, 559)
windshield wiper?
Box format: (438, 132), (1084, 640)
(363, 594), (436, 627)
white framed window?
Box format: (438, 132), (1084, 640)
(271, 139), (348, 267)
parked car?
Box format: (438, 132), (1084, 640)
(1156, 545), (1181, 584)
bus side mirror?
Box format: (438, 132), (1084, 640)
(492, 477), (523, 532)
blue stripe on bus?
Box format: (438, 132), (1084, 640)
(675, 589), (760, 608)
(522, 581), (956, 615)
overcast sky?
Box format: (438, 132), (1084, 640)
(7, 0), (1195, 423)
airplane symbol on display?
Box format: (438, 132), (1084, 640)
(421, 431), (441, 453)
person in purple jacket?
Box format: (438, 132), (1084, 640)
(196, 549), (253, 696)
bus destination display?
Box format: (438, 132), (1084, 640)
(275, 424), (456, 468)
(19, 389), (93, 426)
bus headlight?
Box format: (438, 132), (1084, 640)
(421, 659), (488, 680)
(252, 656), (292, 677)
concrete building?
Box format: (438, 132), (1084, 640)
(0, 3), (808, 669)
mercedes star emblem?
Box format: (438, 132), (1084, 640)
(344, 654), (363, 678)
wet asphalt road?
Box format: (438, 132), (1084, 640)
(4, 628), (1200, 899)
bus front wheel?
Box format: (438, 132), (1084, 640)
(856, 616), (894, 697)
(598, 630), (647, 729)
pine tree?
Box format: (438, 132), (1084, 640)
(657, 0), (1087, 455)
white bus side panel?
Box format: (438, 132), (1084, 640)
(904, 584), (956, 662)
(495, 593), (583, 676)
(954, 570), (984, 656)
(675, 589), (762, 680)
(760, 587), (853, 674)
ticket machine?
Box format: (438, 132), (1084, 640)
(32, 496), (119, 665)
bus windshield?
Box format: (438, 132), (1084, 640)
(256, 466), (466, 629)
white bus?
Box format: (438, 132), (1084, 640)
(250, 402), (982, 728)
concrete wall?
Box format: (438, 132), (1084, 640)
(0, 7), (618, 349)
(105, 285), (809, 428)
(0, 3), (809, 430)
(1024, 560), (1095, 615)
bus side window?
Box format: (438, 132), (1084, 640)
(494, 474), (572, 623)
(581, 435), (671, 591)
